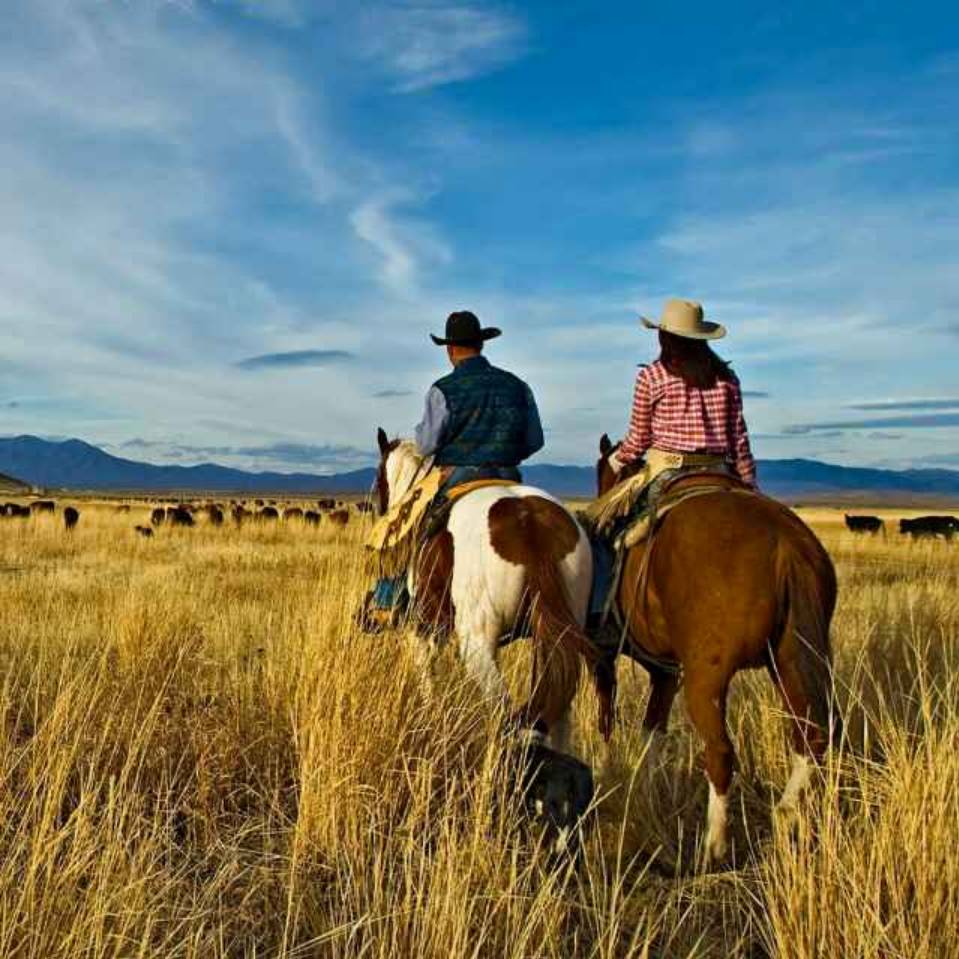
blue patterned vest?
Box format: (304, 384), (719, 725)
(433, 356), (532, 468)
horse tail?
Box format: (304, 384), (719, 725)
(489, 496), (615, 740)
(526, 553), (616, 741)
(774, 527), (840, 747)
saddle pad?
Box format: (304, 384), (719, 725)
(620, 480), (738, 549)
(446, 478), (519, 503)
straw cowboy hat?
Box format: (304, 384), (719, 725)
(430, 310), (502, 346)
(640, 298), (726, 340)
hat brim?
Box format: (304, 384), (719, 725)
(430, 327), (502, 346)
(640, 316), (726, 340)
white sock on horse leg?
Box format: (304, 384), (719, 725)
(705, 782), (729, 862)
(778, 753), (812, 812)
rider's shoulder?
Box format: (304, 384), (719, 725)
(639, 359), (667, 380)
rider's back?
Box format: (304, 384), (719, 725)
(432, 355), (535, 468)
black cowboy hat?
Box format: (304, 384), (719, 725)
(430, 310), (501, 346)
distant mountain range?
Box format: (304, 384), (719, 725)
(0, 435), (958, 504)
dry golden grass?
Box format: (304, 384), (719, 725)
(0, 500), (956, 957)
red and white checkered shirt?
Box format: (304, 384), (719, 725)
(619, 360), (757, 487)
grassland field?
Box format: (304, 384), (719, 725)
(0, 497), (956, 958)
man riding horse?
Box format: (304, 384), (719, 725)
(361, 309), (545, 630)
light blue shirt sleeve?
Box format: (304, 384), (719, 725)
(414, 386), (450, 457)
(524, 385), (545, 458)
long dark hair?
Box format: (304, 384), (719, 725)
(658, 330), (736, 389)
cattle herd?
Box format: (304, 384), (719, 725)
(0, 496), (377, 537)
(1, 498), (957, 542)
(845, 513), (959, 540)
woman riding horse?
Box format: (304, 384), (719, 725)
(606, 297), (757, 490)
(595, 299), (837, 863)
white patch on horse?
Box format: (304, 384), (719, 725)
(706, 782), (729, 862)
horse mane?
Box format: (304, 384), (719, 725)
(385, 439), (429, 508)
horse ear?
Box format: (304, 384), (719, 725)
(599, 433), (613, 457)
(377, 427), (390, 456)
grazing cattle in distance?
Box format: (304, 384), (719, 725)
(32, 500), (56, 513)
(115, 504), (131, 513)
(4, 504), (30, 518)
(134, 525), (154, 538)
(207, 505), (224, 526)
(63, 507), (80, 531)
(304, 510), (321, 526)
(284, 507), (304, 520)
(900, 516), (959, 540)
(355, 502), (375, 514)
(255, 499), (264, 507)
(167, 506), (195, 527)
(151, 507), (166, 527)
(259, 506), (279, 521)
(317, 498), (336, 510)
(328, 509), (350, 527)
(845, 514), (885, 535)
(232, 506), (247, 525)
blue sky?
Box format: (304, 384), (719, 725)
(2, 0), (959, 473)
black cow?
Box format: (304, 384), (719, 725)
(304, 510), (321, 526)
(5, 504), (30, 518)
(317, 498), (336, 510)
(134, 525), (154, 538)
(900, 516), (959, 540)
(167, 506), (195, 527)
(284, 507), (304, 520)
(845, 514), (885, 535)
(32, 500), (56, 513)
(63, 507), (80, 531)
(207, 505), (224, 526)
(232, 506), (248, 525)
(151, 507), (166, 527)
(259, 506), (279, 521)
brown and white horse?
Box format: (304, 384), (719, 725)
(596, 435), (838, 861)
(375, 428), (613, 753)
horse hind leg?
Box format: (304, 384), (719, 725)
(456, 610), (510, 712)
(684, 670), (734, 864)
(640, 668), (680, 767)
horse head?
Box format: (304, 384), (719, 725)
(375, 427), (425, 515)
(596, 433), (644, 496)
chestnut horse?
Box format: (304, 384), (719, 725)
(375, 429), (613, 753)
(596, 435), (838, 861)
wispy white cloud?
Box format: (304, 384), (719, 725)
(355, 1), (525, 93)
(350, 190), (452, 294)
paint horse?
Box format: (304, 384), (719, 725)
(596, 435), (838, 862)
(375, 428), (613, 753)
